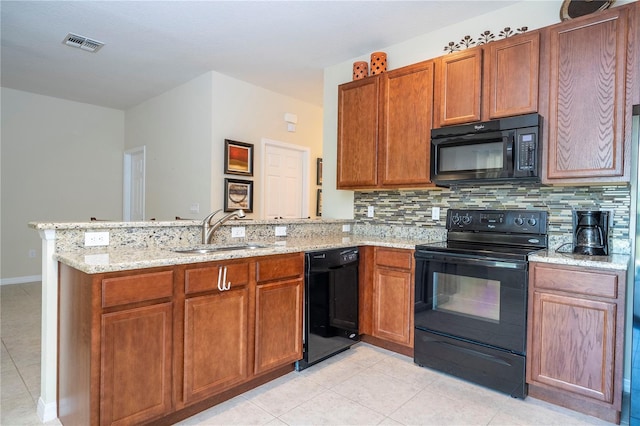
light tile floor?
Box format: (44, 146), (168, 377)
(0, 282), (629, 425)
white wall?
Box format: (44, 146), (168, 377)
(321, 0), (625, 219)
(125, 71), (323, 221)
(0, 88), (124, 280)
(210, 71), (323, 219)
(125, 72), (214, 220)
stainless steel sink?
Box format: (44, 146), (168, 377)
(172, 243), (268, 254)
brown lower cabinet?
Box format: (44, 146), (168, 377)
(360, 247), (415, 356)
(254, 254), (304, 375)
(58, 252), (303, 426)
(526, 262), (626, 424)
(181, 260), (251, 405)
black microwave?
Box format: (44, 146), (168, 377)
(430, 113), (541, 186)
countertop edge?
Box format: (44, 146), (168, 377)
(30, 218), (354, 230)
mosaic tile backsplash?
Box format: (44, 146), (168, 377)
(354, 183), (631, 254)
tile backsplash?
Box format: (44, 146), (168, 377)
(354, 183), (631, 253)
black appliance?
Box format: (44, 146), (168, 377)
(430, 113), (541, 186)
(295, 247), (360, 371)
(414, 209), (548, 399)
(572, 210), (609, 256)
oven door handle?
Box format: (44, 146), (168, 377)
(417, 252), (526, 270)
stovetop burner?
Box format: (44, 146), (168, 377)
(416, 209), (548, 260)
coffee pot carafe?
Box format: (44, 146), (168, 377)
(572, 210), (609, 256)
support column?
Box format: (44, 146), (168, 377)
(37, 229), (57, 423)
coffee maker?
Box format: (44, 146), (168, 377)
(572, 210), (609, 256)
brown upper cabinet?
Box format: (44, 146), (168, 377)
(434, 47), (483, 126)
(380, 61), (435, 187)
(434, 31), (540, 127)
(541, 4), (637, 184)
(337, 76), (380, 189)
(337, 60), (435, 190)
(483, 31), (540, 120)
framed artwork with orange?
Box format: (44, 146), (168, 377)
(224, 139), (254, 176)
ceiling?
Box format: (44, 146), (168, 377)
(1, 1), (522, 110)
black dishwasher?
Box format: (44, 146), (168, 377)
(295, 247), (359, 371)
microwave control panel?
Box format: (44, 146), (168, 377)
(516, 131), (537, 172)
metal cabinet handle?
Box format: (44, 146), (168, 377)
(222, 267), (231, 290)
(217, 267), (223, 291)
(215, 266), (232, 291)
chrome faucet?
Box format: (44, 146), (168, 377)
(202, 209), (246, 244)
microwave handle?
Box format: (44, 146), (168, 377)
(505, 132), (515, 174)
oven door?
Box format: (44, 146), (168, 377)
(414, 250), (528, 354)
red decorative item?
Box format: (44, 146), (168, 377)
(370, 52), (387, 75)
(352, 61), (368, 80)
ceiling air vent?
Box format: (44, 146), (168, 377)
(62, 33), (104, 53)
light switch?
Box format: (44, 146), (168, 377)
(432, 207), (440, 221)
(367, 206), (374, 218)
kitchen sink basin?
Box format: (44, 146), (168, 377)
(172, 243), (268, 254)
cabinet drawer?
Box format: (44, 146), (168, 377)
(375, 248), (413, 270)
(531, 263), (618, 299)
(102, 270), (174, 308)
(185, 262), (249, 295)
(256, 253), (303, 283)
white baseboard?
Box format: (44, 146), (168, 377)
(0, 275), (42, 285)
(37, 397), (57, 423)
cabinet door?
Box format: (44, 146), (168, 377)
(183, 287), (249, 404)
(372, 261), (414, 347)
(528, 291), (616, 403)
(337, 77), (380, 189)
(544, 8), (629, 182)
(100, 303), (173, 426)
(434, 48), (482, 127)
(380, 61), (434, 187)
(254, 278), (303, 375)
(484, 31), (539, 119)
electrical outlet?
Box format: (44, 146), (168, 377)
(275, 226), (287, 237)
(342, 224), (351, 232)
(85, 231), (109, 247)
(432, 207), (441, 221)
(189, 203), (200, 214)
(231, 226), (245, 238)
(367, 206), (374, 218)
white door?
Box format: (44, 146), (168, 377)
(123, 146), (146, 221)
(262, 139), (309, 219)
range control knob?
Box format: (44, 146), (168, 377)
(527, 218), (537, 226)
(462, 215), (472, 225)
(451, 214), (460, 225)
(514, 217), (524, 226)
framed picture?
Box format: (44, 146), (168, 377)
(224, 139), (254, 176)
(316, 158), (323, 185)
(224, 178), (253, 212)
(316, 189), (322, 217)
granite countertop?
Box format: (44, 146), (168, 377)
(55, 235), (427, 274)
(529, 250), (630, 271)
(52, 227), (631, 274)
